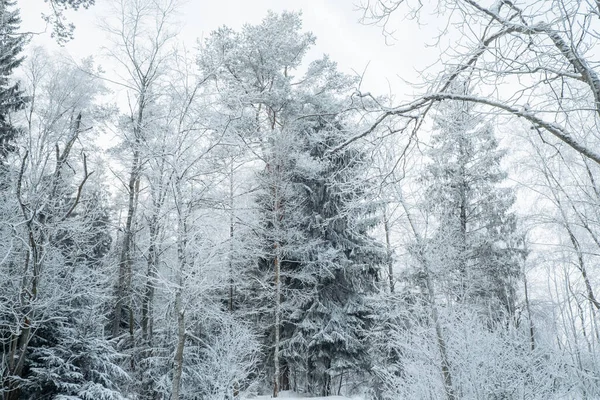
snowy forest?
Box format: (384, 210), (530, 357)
(1, 0), (600, 399)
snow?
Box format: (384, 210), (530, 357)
(249, 391), (359, 400)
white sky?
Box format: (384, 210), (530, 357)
(19, 0), (441, 99)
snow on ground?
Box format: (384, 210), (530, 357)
(249, 391), (359, 400)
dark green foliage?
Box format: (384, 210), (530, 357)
(16, 190), (126, 399)
(251, 114), (385, 395)
(0, 0), (27, 159)
(22, 315), (126, 400)
(285, 117), (385, 395)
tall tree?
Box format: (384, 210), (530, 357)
(284, 114), (385, 396)
(0, 0), (26, 160)
(423, 83), (523, 319)
(199, 12), (316, 396)
(200, 12), (385, 396)
(101, 0), (178, 343)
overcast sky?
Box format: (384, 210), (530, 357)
(20, 0), (441, 99)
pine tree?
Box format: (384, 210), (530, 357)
(0, 0), (26, 159)
(424, 82), (523, 319)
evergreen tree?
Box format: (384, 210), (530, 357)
(423, 82), (523, 319)
(200, 12), (385, 396)
(252, 127), (306, 395)
(284, 115), (385, 396)
(254, 114), (385, 396)
(0, 0), (26, 159)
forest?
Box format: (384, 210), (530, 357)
(1, 0), (600, 399)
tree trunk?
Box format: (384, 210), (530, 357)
(171, 182), (188, 400)
(273, 243), (281, 398)
(113, 147), (140, 338)
(170, 295), (185, 400)
(425, 269), (457, 400)
(458, 134), (468, 301)
(280, 361), (290, 391)
(228, 160), (235, 312)
(141, 214), (160, 400)
(271, 156), (283, 398)
(5, 321), (31, 400)
(523, 269), (535, 351)
(142, 217), (159, 343)
(383, 207), (394, 293)
(322, 358), (331, 396)
(113, 82), (146, 339)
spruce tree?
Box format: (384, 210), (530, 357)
(284, 115), (385, 396)
(20, 196), (126, 400)
(253, 113), (386, 396)
(0, 0), (26, 159)
(424, 82), (523, 319)
(200, 12), (385, 395)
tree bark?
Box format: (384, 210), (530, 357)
(142, 171), (167, 345)
(273, 242), (281, 398)
(113, 147), (140, 338)
(383, 207), (394, 293)
(458, 132), (468, 301)
(170, 297), (185, 400)
(171, 181), (188, 400)
(425, 269), (457, 400)
(523, 270), (535, 351)
(228, 160), (235, 312)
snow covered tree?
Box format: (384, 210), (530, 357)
(200, 12), (385, 396)
(101, 0), (178, 344)
(359, 0), (600, 166)
(198, 12), (314, 396)
(423, 82), (524, 319)
(0, 51), (126, 400)
(0, 0), (26, 161)
(284, 115), (385, 396)
(251, 125), (308, 396)
(18, 192), (127, 400)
